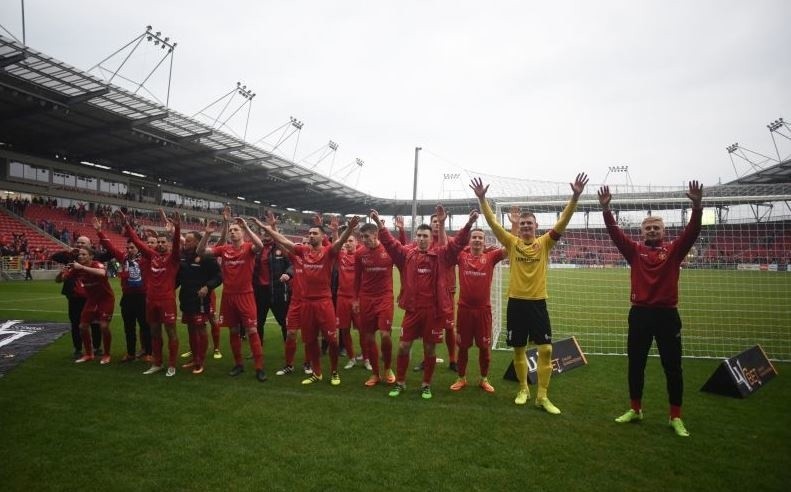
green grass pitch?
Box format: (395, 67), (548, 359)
(1, 278), (790, 490)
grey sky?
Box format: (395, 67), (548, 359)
(2, 0), (790, 200)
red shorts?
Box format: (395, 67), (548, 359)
(286, 298), (302, 332)
(358, 296), (393, 334)
(146, 298), (177, 325)
(335, 295), (360, 330)
(219, 293), (257, 330)
(456, 305), (492, 349)
(182, 313), (209, 326)
(80, 296), (114, 325)
(401, 308), (444, 344)
(301, 298), (337, 343)
(444, 290), (456, 331)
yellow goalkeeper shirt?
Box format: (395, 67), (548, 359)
(480, 197), (578, 300)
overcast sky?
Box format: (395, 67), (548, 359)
(2, 0), (790, 200)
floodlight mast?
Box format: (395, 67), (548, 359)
(411, 146), (421, 237)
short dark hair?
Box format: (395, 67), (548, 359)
(310, 225), (326, 235)
(359, 223), (378, 234)
(187, 231), (203, 242)
(416, 224), (431, 233)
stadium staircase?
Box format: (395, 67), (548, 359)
(23, 204), (128, 252)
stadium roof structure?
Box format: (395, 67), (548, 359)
(726, 158), (791, 186)
(2, 34), (790, 220)
(0, 35), (421, 216)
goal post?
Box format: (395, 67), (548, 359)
(488, 184), (791, 362)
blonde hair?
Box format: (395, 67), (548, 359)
(641, 216), (665, 228)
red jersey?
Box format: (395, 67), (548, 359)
(66, 261), (114, 302)
(292, 243), (337, 301)
(354, 243), (394, 299)
(457, 247), (505, 308)
(212, 242), (256, 295)
(337, 249), (356, 298)
(128, 224), (180, 301)
(604, 208), (702, 308)
(287, 252), (305, 302)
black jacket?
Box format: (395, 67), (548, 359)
(178, 250), (222, 315)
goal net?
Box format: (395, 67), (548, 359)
(488, 183), (791, 361)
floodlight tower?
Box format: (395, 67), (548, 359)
(89, 25), (177, 106)
(300, 140), (339, 174)
(193, 81), (257, 140)
(767, 117), (789, 162)
(726, 142), (779, 179)
(603, 165), (633, 192)
(252, 116), (304, 160)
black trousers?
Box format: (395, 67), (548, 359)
(254, 284), (289, 341)
(120, 292), (151, 356)
(627, 306), (684, 406)
(67, 296), (101, 352)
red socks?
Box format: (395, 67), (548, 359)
(396, 353), (409, 383)
(248, 331), (263, 370)
(285, 336), (297, 366)
(457, 347), (469, 378)
(230, 332), (243, 365)
(422, 355), (437, 385)
(80, 326), (93, 356)
(479, 348), (491, 378)
(381, 336), (393, 370)
(152, 336), (163, 366)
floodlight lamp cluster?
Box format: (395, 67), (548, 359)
(767, 118), (784, 132)
(145, 25), (176, 52)
(726, 143), (739, 153)
(608, 165), (629, 172)
(328, 140), (339, 151)
(443, 173), (461, 180)
(236, 82), (255, 100)
(290, 116), (304, 130)
(355, 158), (364, 167)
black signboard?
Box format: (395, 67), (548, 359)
(0, 320), (70, 377)
(503, 336), (587, 384)
(701, 345), (778, 398)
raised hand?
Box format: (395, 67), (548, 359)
(170, 211), (181, 228)
(435, 204), (447, 224)
(312, 213), (323, 227)
(347, 215), (361, 229)
(92, 216), (102, 232)
(394, 215), (405, 230)
(469, 178), (489, 200)
(204, 220), (217, 234)
(159, 208), (168, 225)
(570, 173), (589, 199)
(597, 186), (612, 208)
(687, 180), (703, 208)
(329, 215), (340, 233)
(265, 210), (277, 227)
(368, 209), (382, 227)
(113, 209), (128, 226)
(467, 209), (480, 225)
(507, 206), (520, 226)
(222, 205), (231, 223)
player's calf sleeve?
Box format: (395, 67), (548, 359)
(196, 330), (208, 367)
(285, 336), (297, 366)
(480, 348), (491, 377)
(368, 339), (380, 374)
(328, 341), (339, 372)
(513, 347), (529, 390)
(152, 336), (163, 366)
(341, 329), (354, 359)
(536, 344), (553, 399)
(80, 326), (93, 355)
(229, 332), (243, 365)
(101, 327), (111, 354)
(168, 337), (179, 367)
(457, 347), (469, 378)
(396, 353), (409, 383)
(307, 340), (322, 376)
(211, 324), (220, 350)
(188, 329), (197, 356)
(248, 331), (263, 370)
(423, 355), (437, 385)
(381, 336), (393, 369)
(445, 329), (456, 362)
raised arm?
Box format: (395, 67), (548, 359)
(551, 172), (588, 237)
(169, 212), (181, 260)
(469, 177), (513, 247)
(507, 206), (520, 237)
(331, 216), (360, 254)
(444, 210), (478, 261)
(674, 181), (704, 257)
(121, 211), (156, 259)
(69, 260), (106, 278)
(435, 204), (448, 246)
(93, 216), (124, 261)
(235, 218), (263, 252)
(196, 220), (217, 256)
(394, 215), (408, 244)
(371, 209), (407, 267)
(262, 224), (297, 255)
(598, 185), (636, 261)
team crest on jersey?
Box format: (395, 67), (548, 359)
(480, 257), (487, 264)
(658, 251), (668, 261)
(275, 249), (282, 256)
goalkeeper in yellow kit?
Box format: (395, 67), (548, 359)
(470, 173), (588, 414)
